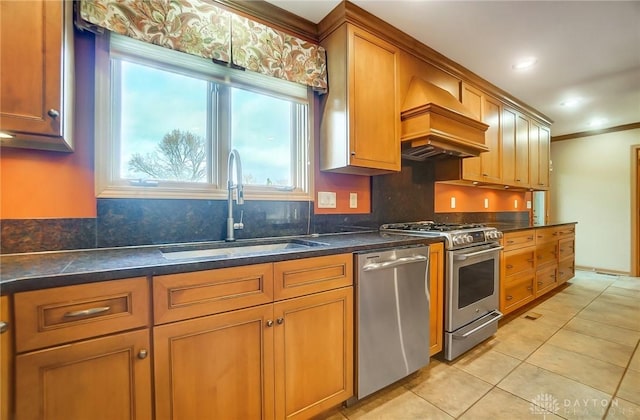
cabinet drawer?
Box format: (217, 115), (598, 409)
(536, 241), (557, 267)
(556, 225), (576, 239)
(153, 263), (274, 325)
(558, 259), (575, 284)
(503, 248), (535, 277)
(558, 238), (575, 260)
(274, 254), (353, 300)
(502, 275), (535, 314)
(535, 227), (559, 244)
(536, 266), (558, 295)
(15, 277), (149, 352)
(503, 230), (535, 250)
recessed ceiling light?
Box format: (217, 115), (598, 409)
(512, 57), (537, 70)
(588, 118), (607, 127)
(560, 98), (582, 107)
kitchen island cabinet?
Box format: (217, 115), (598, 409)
(0, 0), (74, 151)
(319, 22), (400, 175)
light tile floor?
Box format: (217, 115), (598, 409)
(321, 270), (640, 419)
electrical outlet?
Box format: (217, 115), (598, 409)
(349, 193), (358, 208)
(526, 200), (532, 209)
(450, 197), (456, 209)
(318, 191), (337, 208)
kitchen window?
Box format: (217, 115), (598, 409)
(94, 33), (312, 200)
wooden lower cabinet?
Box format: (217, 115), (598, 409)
(154, 287), (354, 420)
(1, 296), (12, 420)
(536, 265), (558, 295)
(15, 329), (152, 420)
(502, 274), (535, 314)
(274, 287), (353, 420)
(154, 304), (275, 420)
(429, 242), (444, 356)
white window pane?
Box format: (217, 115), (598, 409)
(118, 61), (209, 183)
(230, 87), (293, 187)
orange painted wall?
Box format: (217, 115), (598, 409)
(0, 32), (96, 219)
(435, 183), (532, 214)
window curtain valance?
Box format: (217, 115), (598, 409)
(77, 0), (328, 92)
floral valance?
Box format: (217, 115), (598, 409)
(78, 0), (328, 92)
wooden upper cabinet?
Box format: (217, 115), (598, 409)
(320, 23), (400, 175)
(530, 119), (550, 190)
(0, 0), (74, 151)
(460, 83), (501, 183)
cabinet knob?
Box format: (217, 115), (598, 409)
(266, 320), (274, 327)
(0, 321), (7, 334)
(137, 349), (148, 359)
(47, 109), (60, 119)
(277, 317), (284, 325)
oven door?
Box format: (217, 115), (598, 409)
(446, 244), (502, 332)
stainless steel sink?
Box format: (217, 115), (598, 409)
(161, 239), (328, 260)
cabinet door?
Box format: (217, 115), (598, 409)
(502, 274), (535, 315)
(1, 296), (11, 420)
(15, 329), (152, 420)
(274, 287), (353, 420)
(461, 84), (501, 183)
(429, 242), (444, 356)
(154, 305), (274, 420)
(501, 106), (517, 185)
(536, 266), (558, 295)
(0, 0), (73, 150)
(515, 114), (530, 187)
(529, 120), (550, 190)
(349, 25), (400, 172)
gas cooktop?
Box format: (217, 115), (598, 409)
(380, 221), (503, 250)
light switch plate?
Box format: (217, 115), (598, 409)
(349, 193), (358, 208)
(318, 191), (337, 208)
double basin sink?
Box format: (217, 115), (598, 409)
(160, 238), (329, 260)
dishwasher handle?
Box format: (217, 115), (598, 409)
(362, 255), (428, 271)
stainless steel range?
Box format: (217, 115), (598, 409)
(380, 221), (504, 360)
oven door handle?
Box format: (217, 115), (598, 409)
(453, 246), (503, 260)
(362, 255), (428, 271)
(453, 311), (503, 339)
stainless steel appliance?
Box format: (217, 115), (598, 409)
(353, 246), (430, 401)
(380, 222), (503, 361)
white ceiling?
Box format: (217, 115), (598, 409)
(265, 0), (640, 137)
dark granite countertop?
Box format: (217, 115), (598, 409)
(486, 221), (578, 233)
(0, 232), (443, 294)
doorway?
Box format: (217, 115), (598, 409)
(633, 146), (640, 276)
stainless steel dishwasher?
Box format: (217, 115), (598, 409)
(353, 245), (430, 401)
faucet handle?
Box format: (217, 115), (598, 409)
(233, 210), (244, 230)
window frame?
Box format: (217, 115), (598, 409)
(94, 33), (314, 201)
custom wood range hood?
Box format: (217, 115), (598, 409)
(400, 77), (489, 160)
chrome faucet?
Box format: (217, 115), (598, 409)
(226, 149), (244, 241)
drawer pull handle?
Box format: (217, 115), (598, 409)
(137, 349), (148, 359)
(506, 295), (513, 300)
(507, 240), (515, 244)
(527, 286), (533, 291)
(0, 321), (7, 334)
(64, 306), (111, 318)
(537, 281), (543, 286)
(527, 236), (534, 240)
(527, 259), (534, 263)
(506, 264), (514, 269)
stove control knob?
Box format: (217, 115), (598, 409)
(453, 235), (464, 245)
(486, 231), (495, 240)
(465, 234), (474, 243)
